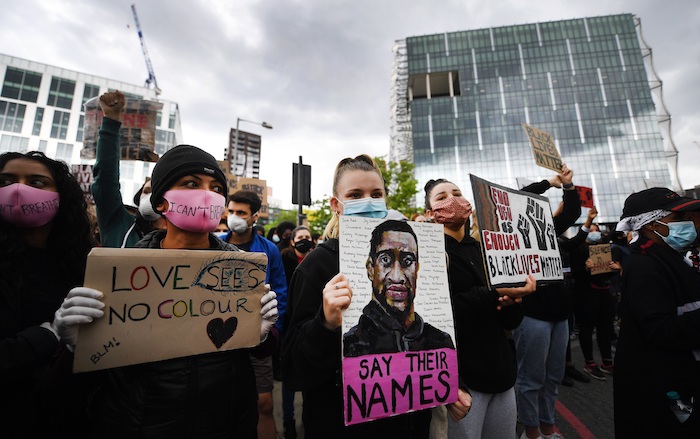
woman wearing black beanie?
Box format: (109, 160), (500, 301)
(52, 135), (280, 437)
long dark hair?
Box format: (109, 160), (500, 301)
(0, 151), (95, 284)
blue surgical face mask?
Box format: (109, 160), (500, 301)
(271, 234), (280, 243)
(587, 231), (602, 243)
(654, 220), (698, 251)
(339, 197), (388, 219)
(214, 231), (228, 240)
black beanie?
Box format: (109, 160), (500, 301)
(150, 144), (228, 211)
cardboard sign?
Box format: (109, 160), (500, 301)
(80, 97), (163, 162)
(224, 174), (269, 218)
(576, 185), (594, 208)
(71, 164), (94, 205)
(73, 248), (267, 373)
(471, 174), (563, 288)
(589, 244), (613, 275)
(340, 217), (459, 426)
(522, 123), (563, 172)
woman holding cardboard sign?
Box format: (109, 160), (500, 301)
(424, 178), (536, 439)
(52, 141), (279, 438)
(282, 155), (472, 438)
(0, 150), (95, 436)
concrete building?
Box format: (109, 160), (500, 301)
(0, 53), (182, 204)
(391, 14), (678, 223)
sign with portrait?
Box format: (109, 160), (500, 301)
(470, 174), (563, 289)
(73, 248), (267, 373)
(522, 123), (563, 172)
(339, 216), (459, 426)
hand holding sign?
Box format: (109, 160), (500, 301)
(323, 273), (353, 330)
(260, 286), (278, 341)
(52, 287), (105, 348)
(447, 389), (473, 421)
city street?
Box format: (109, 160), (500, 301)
(272, 336), (616, 439)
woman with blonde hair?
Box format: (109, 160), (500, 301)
(282, 155), (470, 438)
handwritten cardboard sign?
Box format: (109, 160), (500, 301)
(471, 174), (563, 288)
(588, 244), (613, 275)
(73, 248), (267, 373)
(340, 217), (459, 425)
(576, 185), (594, 208)
(80, 97), (163, 162)
(71, 164), (94, 205)
(224, 174), (269, 219)
(522, 123), (562, 172)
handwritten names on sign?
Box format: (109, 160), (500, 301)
(589, 244), (613, 275)
(339, 217), (459, 425)
(522, 123), (563, 172)
(471, 174), (563, 288)
(73, 248), (267, 373)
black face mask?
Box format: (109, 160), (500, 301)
(294, 239), (314, 254)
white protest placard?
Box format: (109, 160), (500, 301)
(470, 174), (563, 288)
(80, 97), (163, 162)
(339, 216), (459, 426)
(73, 248), (267, 373)
(522, 123), (563, 172)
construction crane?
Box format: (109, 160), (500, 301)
(131, 4), (161, 96)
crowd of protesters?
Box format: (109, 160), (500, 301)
(2, 90), (699, 438)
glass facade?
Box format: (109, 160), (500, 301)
(47, 77), (76, 109)
(0, 100), (26, 133)
(392, 14), (674, 223)
(1, 67), (42, 103)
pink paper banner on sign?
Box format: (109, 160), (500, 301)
(342, 348), (459, 426)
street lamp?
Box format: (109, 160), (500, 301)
(233, 117), (273, 177)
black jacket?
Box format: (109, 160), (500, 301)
(520, 181), (581, 321)
(343, 300), (454, 357)
(445, 234), (523, 393)
(614, 236), (700, 437)
(1, 248), (84, 437)
(281, 238), (432, 438)
(86, 230), (263, 439)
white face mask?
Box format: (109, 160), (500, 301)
(227, 214), (251, 234)
(138, 193), (161, 222)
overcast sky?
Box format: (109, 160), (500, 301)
(2, 0), (699, 209)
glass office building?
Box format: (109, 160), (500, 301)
(390, 14), (679, 223)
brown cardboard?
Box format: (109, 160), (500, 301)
(73, 247), (267, 373)
(522, 123), (563, 172)
(589, 244), (613, 275)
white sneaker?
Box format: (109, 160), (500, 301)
(542, 433), (564, 439)
(520, 431), (543, 439)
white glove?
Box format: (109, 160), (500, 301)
(260, 285), (278, 342)
(51, 287), (105, 348)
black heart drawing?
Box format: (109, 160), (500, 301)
(207, 317), (238, 349)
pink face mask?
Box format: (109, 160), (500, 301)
(0, 183), (60, 228)
(161, 189), (226, 233)
(431, 196), (472, 231)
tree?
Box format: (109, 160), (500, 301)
(374, 156), (420, 217)
(307, 196), (333, 236)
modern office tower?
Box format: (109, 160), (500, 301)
(225, 128), (262, 178)
(0, 54), (182, 203)
(391, 14), (679, 223)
